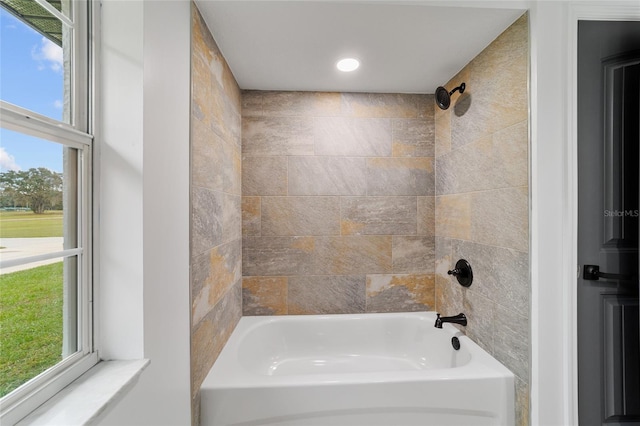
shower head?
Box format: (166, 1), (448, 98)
(435, 82), (466, 110)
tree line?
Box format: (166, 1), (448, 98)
(0, 168), (63, 214)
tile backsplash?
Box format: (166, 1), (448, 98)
(241, 91), (436, 315)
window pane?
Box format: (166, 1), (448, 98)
(0, 130), (78, 263)
(0, 6), (71, 123)
(0, 256), (79, 398)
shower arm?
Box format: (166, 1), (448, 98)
(449, 83), (466, 96)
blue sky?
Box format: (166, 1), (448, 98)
(1, 8), (64, 173)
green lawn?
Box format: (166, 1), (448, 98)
(0, 210), (63, 238)
(0, 262), (63, 398)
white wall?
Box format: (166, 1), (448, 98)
(97, 0), (192, 424)
(98, 0), (144, 361)
(529, 1), (574, 424)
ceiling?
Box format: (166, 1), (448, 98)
(195, 1), (527, 94)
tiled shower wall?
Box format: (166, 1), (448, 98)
(434, 14), (530, 426)
(190, 5), (242, 424)
(241, 92), (436, 315)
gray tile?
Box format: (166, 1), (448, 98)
(367, 158), (434, 196)
(461, 290), (495, 354)
(288, 157), (366, 196)
(242, 196), (261, 236)
(191, 118), (223, 191)
(222, 138), (242, 196)
(340, 93), (426, 118)
(340, 197), (417, 235)
(315, 117), (391, 156)
(242, 156), (288, 196)
(314, 236), (392, 275)
(191, 281), (241, 399)
(470, 187), (528, 252)
(451, 240), (529, 318)
(493, 304), (529, 381)
(261, 91), (341, 117)
(241, 90), (263, 117)
(191, 240), (242, 325)
(261, 196), (340, 236)
(288, 275), (365, 314)
(392, 236), (435, 273)
(192, 187), (223, 257)
(242, 116), (314, 156)
(435, 120), (528, 196)
(242, 236), (316, 276)
(392, 118), (435, 157)
(222, 193), (241, 243)
(417, 196), (435, 237)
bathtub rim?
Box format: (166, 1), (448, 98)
(201, 311), (514, 390)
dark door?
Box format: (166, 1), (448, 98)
(578, 21), (640, 425)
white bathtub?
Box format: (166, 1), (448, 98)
(200, 312), (514, 426)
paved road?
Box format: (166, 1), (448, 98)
(0, 237), (65, 275)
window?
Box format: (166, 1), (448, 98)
(0, 0), (95, 423)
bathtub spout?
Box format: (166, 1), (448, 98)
(434, 313), (467, 328)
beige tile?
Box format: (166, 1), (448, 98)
(241, 90), (263, 117)
(191, 117), (223, 191)
(261, 196), (340, 236)
(190, 282), (241, 397)
(392, 236), (435, 273)
(242, 276), (287, 315)
(222, 138), (242, 196)
(261, 91), (341, 116)
(341, 197), (417, 235)
(366, 158), (434, 196)
(434, 107), (451, 158)
(435, 194), (472, 240)
(242, 196), (261, 236)
(417, 196), (435, 237)
(516, 376), (530, 426)
(242, 116), (314, 156)
(341, 93), (425, 118)
(191, 241), (241, 325)
(242, 156), (287, 196)
(392, 118), (435, 157)
(288, 157), (366, 196)
(192, 187), (223, 257)
(459, 289), (495, 353)
(221, 193), (241, 243)
(366, 274), (435, 313)
(242, 236), (316, 276)
(314, 236), (392, 275)
(470, 187), (528, 252)
(493, 303), (529, 381)
(315, 117), (392, 156)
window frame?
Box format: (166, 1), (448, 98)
(0, 1), (96, 424)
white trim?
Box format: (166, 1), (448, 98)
(0, 352), (99, 425)
(0, 101), (92, 148)
(0, 249), (83, 269)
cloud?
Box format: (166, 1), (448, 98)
(32, 37), (63, 73)
(0, 147), (21, 172)
(54, 100), (63, 109)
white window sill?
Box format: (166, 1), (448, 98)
(16, 359), (150, 426)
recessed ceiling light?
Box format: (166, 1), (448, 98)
(336, 58), (360, 72)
